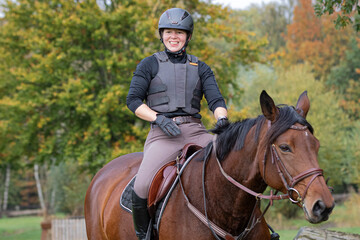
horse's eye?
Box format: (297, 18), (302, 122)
(279, 144), (292, 152)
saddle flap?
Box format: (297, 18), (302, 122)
(148, 161), (175, 208)
(148, 143), (202, 214)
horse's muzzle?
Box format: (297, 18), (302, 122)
(308, 200), (334, 223)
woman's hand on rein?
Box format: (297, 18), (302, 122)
(215, 116), (229, 129)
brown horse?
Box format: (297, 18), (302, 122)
(84, 91), (334, 240)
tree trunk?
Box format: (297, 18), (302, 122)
(2, 164), (11, 211)
(48, 158), (56, 214)
(34, 164), (47, 216)
(49, 188), (56, 215)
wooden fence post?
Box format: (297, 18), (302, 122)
(51, 218), (87, 240)
(41, 220), (52, 240)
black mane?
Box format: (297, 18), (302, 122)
(211, 105), (314, 161)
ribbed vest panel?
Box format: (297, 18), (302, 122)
(146, 52), (202, 114)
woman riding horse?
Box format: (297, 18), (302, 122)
(85, 90), (334, 239)
(126, 8), (228, 240)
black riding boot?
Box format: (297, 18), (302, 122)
(132, 190), (151, 240)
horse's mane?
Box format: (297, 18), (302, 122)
(210, 105), (314, 161)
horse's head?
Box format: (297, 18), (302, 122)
(259, 90), (334, 224)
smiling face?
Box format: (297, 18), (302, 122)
(162, 28), (189, 53)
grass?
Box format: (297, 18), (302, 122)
(1, 194), (360, 240)
(276, 229), (299, 239)
(266, 193), (360, 239)
(330, 227), (360, 234)
(0, 216), (42, 240)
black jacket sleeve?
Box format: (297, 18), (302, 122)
(126, 56), (158, 113)
(198, 61), (227, 112)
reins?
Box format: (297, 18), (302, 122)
(178, 144), (236, 240)
(178, 143), (244, 240)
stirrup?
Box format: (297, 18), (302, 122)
(270, 232), (280, 240)
(268, 224), (280, 240)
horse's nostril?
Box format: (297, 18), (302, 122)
(312, 200), (334, 220)
(313, 200), (325, 215)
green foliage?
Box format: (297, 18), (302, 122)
(1, 173), (22, 209)
(327, 38), (360, 92)
(233, 0), (295, 53)
(314, 0), (360, 31)
(237, 64), (360, 185)
(0, 0), (148, 172)
(47, 161), (91, 215)
(0, 0), (264, 175)
(327, 38), (360, 120)
(188, 4), (267, 100)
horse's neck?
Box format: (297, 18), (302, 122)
(208, 143), (267, 199)
(213, 124), (268, 193)
(204, 131), (268, 233)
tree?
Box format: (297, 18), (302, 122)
(188, 3), (267, 99)
(284, 0), (355, 79)
(234, 0), (296, 53)
(327, 37), (360, 120)
(0, 0), (265, 172)
(237, 64), (360, 185)
(340, 79), (360, 120)
(0, 0), (266, 212)
(314, 0), (360, 31)
(2, 164), (10, 212)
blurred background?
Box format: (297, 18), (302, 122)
(0, 0), (359, 239)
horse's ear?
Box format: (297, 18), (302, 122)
(296, 91), (310, 118)
(260, 90), (279, 123)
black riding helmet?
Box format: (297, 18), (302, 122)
(158, 8), (194, 55)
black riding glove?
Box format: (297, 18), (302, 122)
(153, 114), (181, 137)
(215, 116), (229, 129)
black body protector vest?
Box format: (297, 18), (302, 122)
(146, 51), (202, 115)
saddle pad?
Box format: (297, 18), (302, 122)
(120, 176), (136, 213)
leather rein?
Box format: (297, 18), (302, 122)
(180, 122), (324, 240)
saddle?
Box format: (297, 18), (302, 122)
(147, 143), (202, 216)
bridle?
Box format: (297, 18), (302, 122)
(269, 126), (323, 205)
(181, 121), (326, 240)
(217, 122), (324, 205)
